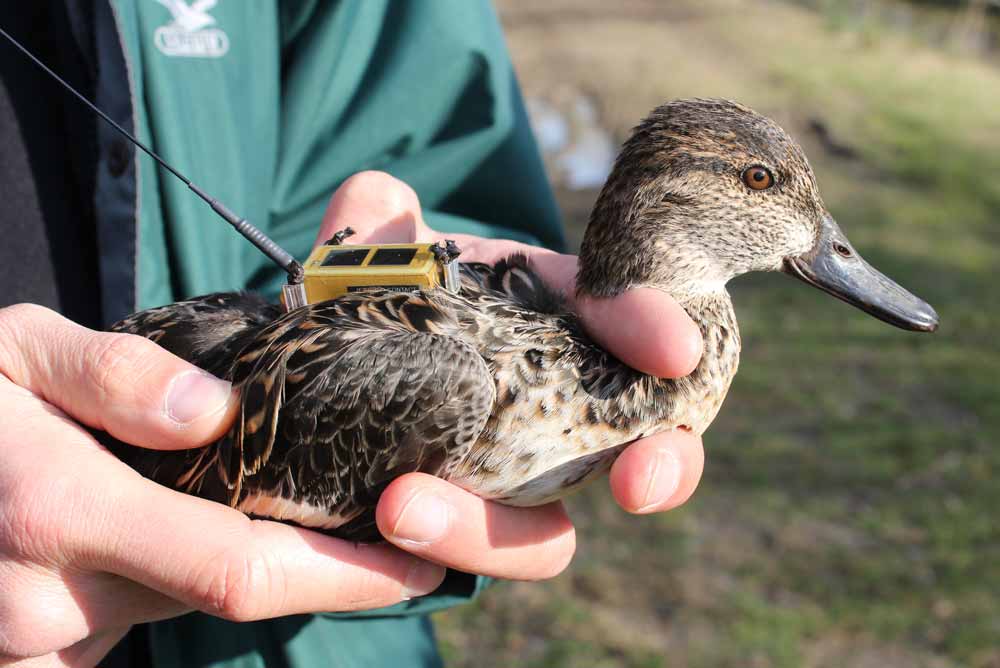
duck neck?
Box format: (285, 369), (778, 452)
(576, 176), (659, 299)
(650, 289), (740, 433)
(575, 170), (741, 433)
(576, 178), (736, 301)
(575, 287), (740, 439)
(680, 290), (739, 360)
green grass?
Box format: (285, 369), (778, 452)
(436, 2), (1000, 666)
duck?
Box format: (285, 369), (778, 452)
(106, 98), (938, 542)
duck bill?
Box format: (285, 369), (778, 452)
(783, 216), (939, 332)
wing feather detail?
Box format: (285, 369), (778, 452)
(109, 291), (495, 541)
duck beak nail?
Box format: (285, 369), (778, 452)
(783, 216), (939, 332)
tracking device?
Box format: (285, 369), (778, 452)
(296, 229), (461, 305)
(0, 27), (461, 312)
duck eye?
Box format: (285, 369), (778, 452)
(833, 242), (853, 258)
(742, 166), (774, 191)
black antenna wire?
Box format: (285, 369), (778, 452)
(0, 26), (188, 185)
(0, 26), (304, 284)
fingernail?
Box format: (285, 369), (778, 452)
(165, 370), (233, 426)
(637, 448), (682, 512)
(402, 560), (446, 600)
(390, 491), (451, 545)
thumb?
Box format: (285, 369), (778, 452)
(0, 303), (237, 450)
(315, 171), (433, 247)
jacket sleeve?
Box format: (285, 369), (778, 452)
(266, 0), (563, 617)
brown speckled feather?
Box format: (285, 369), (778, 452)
(110, 291), (495, 541)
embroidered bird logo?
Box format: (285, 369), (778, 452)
(155, 0), (218, 34)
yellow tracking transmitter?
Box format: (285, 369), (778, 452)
(281, 228), (462, 309)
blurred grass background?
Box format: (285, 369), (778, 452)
(433, 1), (1000, 666)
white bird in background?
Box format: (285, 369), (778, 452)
(156, 0), (218, 33)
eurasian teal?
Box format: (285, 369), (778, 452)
(109, 99), (938, 541)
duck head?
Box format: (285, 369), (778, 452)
(577, 98), (938, 332)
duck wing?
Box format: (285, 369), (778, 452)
(110, 292), (495, 542)
(109, 292), (282, 376)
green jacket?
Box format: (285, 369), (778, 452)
(99, 1), (563, 666)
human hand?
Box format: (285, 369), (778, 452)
(315, 171), (706, 577)
(0, 306), (448, 667)
(0, 171), (704, 668)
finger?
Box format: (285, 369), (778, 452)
(58, 571), (191, 639)
(315, 171), (433, 247)
(0, 385), (193, 655)
(608, 430), (704, 514)
(88, 476), (445, 620)
(575, 289), (703, 378)
(0, 565), (190, 657)
(376, 474), (576, 580)
(0, 626), (132, 668)
(0, 304), (237, 450)
(57, 627), (132, 668)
